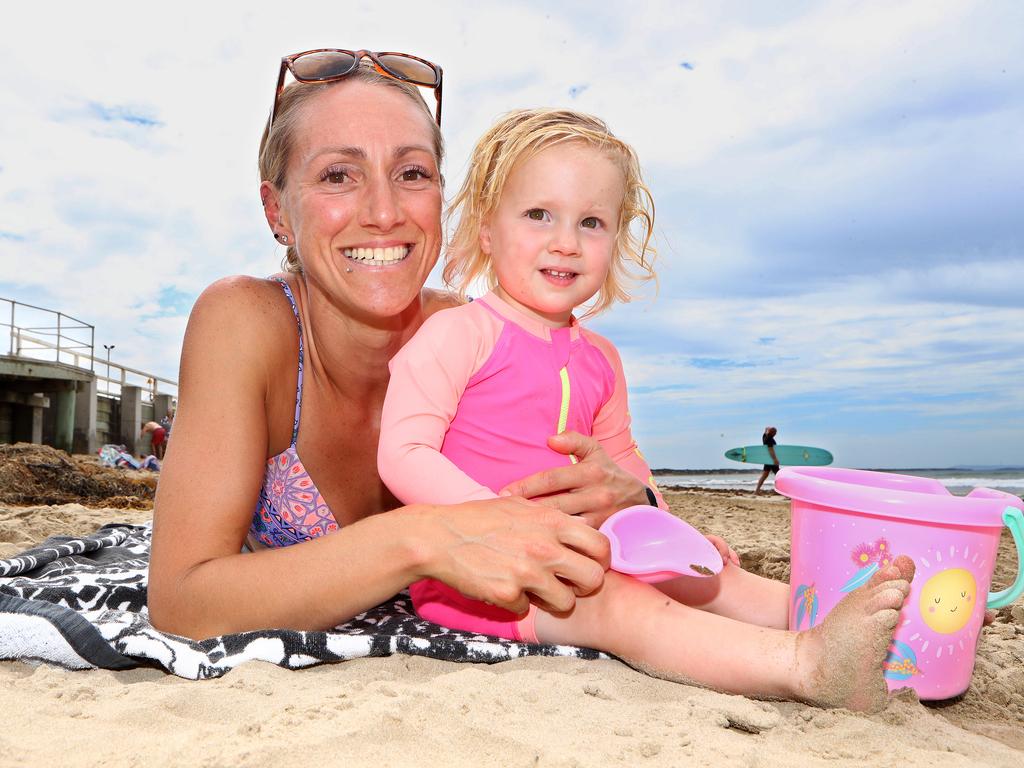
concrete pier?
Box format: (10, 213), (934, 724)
(119, 385), (143, 456)
(54, 386), (76, 454)
(2, 391), (49, 443)
(0, 357), (89, 448)
(2, 297), (177, 454)
(74, 378), (98, 455)
(153, 393), (175, 425)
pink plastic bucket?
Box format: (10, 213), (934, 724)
(776, 467), (1024, 700)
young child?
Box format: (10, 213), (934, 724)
(378, 108), (914, 711)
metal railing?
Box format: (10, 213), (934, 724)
(95, 355), (178, 401)
(4, 297), (94, 369)
(2, 297), (177, 402)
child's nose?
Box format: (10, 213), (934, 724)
(549, 224), (580, 256)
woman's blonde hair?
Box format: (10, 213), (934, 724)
(444, 108), (655, 318)
(258, 61), (445, 273)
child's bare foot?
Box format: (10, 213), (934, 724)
(794, 555), (915, 712)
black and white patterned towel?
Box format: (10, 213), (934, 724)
(0, 522), (602, 679)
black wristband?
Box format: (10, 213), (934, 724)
(644, 486), (658, 507)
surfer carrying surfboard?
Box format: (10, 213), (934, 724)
(755, 426), (780, 495)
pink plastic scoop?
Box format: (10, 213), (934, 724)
(599, 505), (723, 583)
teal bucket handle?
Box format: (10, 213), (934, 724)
(987, 506), (1024, 610)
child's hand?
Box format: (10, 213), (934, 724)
(705, 533), (740, 567)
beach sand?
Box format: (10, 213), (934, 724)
(1, 489), (1022, 767)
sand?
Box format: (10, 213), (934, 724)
(1, 489), (1022, 767)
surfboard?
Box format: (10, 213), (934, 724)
(724, 445), (833, 466)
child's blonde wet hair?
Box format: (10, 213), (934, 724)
(444, 108), (656, 318)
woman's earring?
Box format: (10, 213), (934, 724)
(275, 233), (289, 244)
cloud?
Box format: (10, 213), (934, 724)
(0, 0), (1020, 468)
(689, 358), (759, 370)
(86, 103), (163, 128)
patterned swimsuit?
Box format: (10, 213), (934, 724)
(248, 279), (340, 548)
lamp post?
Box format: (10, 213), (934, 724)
(103, 344), (115, 394)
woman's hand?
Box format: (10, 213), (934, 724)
(499, 431), (649, 528)
(416, 495), (610, 615)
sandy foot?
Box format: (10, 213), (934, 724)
(796, 554), (916, 712)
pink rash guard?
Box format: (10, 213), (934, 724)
(378, 290), (664, 642)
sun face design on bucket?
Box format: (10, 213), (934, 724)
(919, 568), (976, 635)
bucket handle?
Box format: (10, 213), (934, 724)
(987, 506), (1024, 610)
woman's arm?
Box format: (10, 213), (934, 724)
(149, 277), (431, 636)
(148, 278), (608, 638)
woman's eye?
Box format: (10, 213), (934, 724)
(581, 216), (601, 229)
(400, 167), (430, 182)
(526, 209), (548, 221)
(320, 168), (349, 184)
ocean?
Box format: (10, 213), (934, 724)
(653, 467), (1024, 498)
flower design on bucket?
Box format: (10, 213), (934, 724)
(851, 542), (875, 567)
(841, 538), (897, 593)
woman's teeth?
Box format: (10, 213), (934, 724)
(342, 246), (410, 264)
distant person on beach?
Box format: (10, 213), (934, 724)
(100, 443), (159, 472)
(159, 406), (175, 442)
(755, 426), (779, 495)
(148, 48), (915, 713)
(140, 421), (167, 461)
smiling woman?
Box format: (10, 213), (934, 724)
(259, 78), (444, 321)
(146, 51), (651, 640)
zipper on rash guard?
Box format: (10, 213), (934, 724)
(557, 366), (578, 464)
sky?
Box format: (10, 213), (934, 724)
(1, 0), (1021, 469)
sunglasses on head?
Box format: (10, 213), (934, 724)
(269, 48), (443, 132)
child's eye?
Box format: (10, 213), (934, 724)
(525, 209), (549, 221)
(934, 597), (941, 603)
(581, 216), (602, 229)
